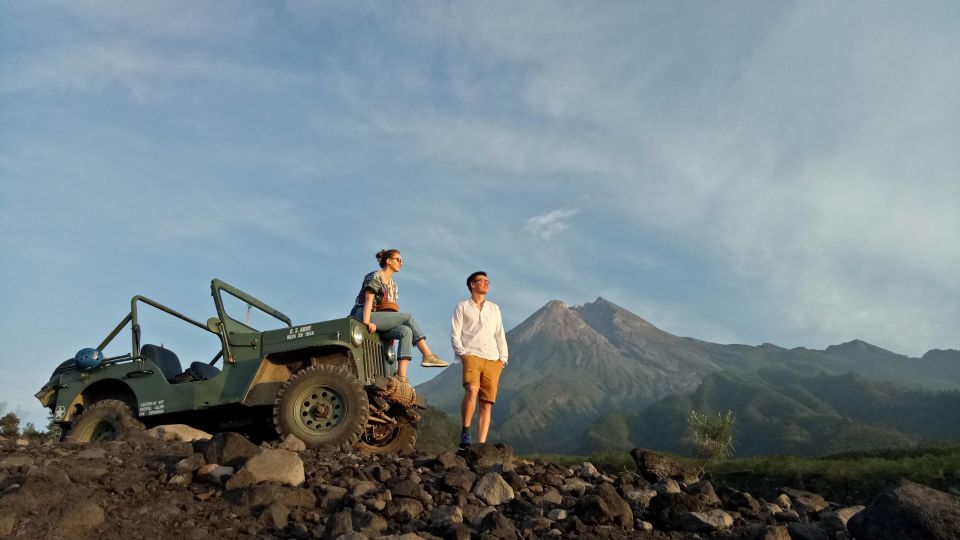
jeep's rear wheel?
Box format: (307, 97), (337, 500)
(356, 418), (417, 455)
(64, 399), (144, 443)
(274, 364), (369, 450)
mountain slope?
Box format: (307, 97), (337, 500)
(417, 297), (960, 455)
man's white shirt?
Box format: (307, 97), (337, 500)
(450, 298), (508, 364)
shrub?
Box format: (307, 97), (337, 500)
(688, 410), (736, 465)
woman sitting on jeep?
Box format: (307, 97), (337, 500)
(350, 249), (449, 382)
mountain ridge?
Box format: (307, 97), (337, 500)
(417, 297), (960, 455)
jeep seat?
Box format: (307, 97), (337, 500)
(140, 344), (182, 382)
(187, 361), (220, 381)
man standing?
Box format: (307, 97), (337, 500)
(451, 271), (508, 448)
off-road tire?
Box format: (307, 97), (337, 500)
(273, 364), (369, 450)
(64, 399), (144, 443)
(356, 418), (417, 455)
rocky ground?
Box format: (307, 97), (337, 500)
(1, 427), (959, 539)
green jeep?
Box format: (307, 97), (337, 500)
(35, 279), (423, 453)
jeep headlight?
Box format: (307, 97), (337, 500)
(386, 343), (396, 364)
(351, 325), (364, 346)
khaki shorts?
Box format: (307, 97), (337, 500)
(461, 354), (504, 403)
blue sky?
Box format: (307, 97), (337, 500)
(2, 1), (958, 428)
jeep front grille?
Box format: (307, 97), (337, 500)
(361, 339), (387, 382)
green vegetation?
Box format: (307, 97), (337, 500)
(0, 412), (19, 437)
(520, 445), (960, 505)
(414, 405), (461, 455)
(688, 410), (736, 466)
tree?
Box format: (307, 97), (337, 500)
(688, 410), (736, 466)
(0, 411), (20, 437)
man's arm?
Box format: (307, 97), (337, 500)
(495, 305), (508, 364)
(450, 303), (467, 358)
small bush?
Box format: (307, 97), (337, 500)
(688, 410), (736, 465)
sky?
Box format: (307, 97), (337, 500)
(2, 1), (958, 428)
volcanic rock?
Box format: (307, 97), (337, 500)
(848, 479), (960, 539)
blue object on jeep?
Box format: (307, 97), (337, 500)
(74, 348), (104, 370)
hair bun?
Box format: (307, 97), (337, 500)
(376, 249), (387, 262)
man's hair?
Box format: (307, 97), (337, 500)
(467, 271), (487, 290)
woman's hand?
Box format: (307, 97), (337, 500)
(366, 322), (377, 333)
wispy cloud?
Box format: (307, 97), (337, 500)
(523, 209), (581, 240)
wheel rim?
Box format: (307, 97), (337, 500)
(294, 383), (348, 436)
(362, 424), (400, 447)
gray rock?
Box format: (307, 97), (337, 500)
(623, 488), (657, 508)
(194, 432), (261, 469)
(755, 525), (790, 540)
(261, 502), (290, 529)
(76, 447), (107, 459)
(167, 471), (193, 485)
(386, 497), (424, 521)
(521, 517), (552, 531)
(0, 512), (16, 537)
(786, 522), (829, 540)
(680, 509), (734, 532)
(145, 424), (212, 442)
(225, 448), (304, 489)
(539, 488), (563, 506)
(818, 505), (864, 534)
(442, 468), (476, 494)
(647, 492), (708, 529)
(328, 509), (354, 537)
(429, 505), (463, 528)
(560, 478), (591, 496)
(686, 479), (722, 505)
(775, 509), (801, 522)
(654, 478), (681, 495)
(278, 434), (307, 452)
(630, 447), (699, 484)
(225, 484), (317, 508)
(848, 479), (960, 540)
(478, 510), (517, 538)
(576, 483), (633, 528)
(175, 453), (207, 473)
(436, 451), (466, 469)
(55, 500), (105, 537)
(351, 480), (378, 498)
(779, 487), (828, 514)
(27, 466), (72, 485)
(353, 509), (389, 534)
(725, 489), (761, 512)
(468, 505), (496, 527)
(462, 444), (515, 472)
(473, 472), (515, 506)
(580, 462), (600, 479)
(547, 508), (567, 520)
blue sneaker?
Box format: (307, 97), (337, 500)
(459, 431), (472, 448)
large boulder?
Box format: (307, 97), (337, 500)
(461, 444), (515, 473)
(145, 424), (212, 442)
(473, 472), (515, 506)
(575, 483), (634, 528)
(630, 448), (698, 484)
(848, 480), (960, 539)
(194, 432), (261, 469)
(225, 449), (304, 489)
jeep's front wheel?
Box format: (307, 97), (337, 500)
(64, 399), (144, 443)
(273, 364), (369, 450)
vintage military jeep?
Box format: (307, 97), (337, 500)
(35, 279), (422, 453)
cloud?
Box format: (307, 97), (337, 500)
(523, 209), (581, 240)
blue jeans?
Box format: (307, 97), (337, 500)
(370, 312), (426, 360)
